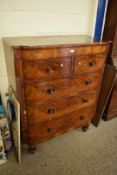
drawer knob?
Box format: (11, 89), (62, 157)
(89, 61), (96, 66)
(82, 98), (88, 103)
(48, 127), (54, 132)
(80, 115), (85, 120)
(85, 79), (92, 85)
(48, 108), (55, 114)
(47, 66), (54, 73)
(47, 88), (55, 94)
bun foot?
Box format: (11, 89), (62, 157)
(28, 144), (37, 154)
(82, 125), (89, 132)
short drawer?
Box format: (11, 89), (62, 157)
(91, 45), (107, 54)
(26, 89), (97, 124)
(28, 106), (96, 143)
(74, 54), (105, 73)
(77, 45), (106, 55)
(24, 72), (100, 102)
(23, 57), (71, 80)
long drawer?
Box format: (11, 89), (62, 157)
(24, 72), (100, 102)
(26, 89), (97, 124)
(21, 45), (107, 60)
(28, 106), (96, 144)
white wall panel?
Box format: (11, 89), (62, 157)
(0, 0), (14, 10)
(0, 39), (7, 77)
(13, 0), (90, 14)
(0, 11), (89, 36)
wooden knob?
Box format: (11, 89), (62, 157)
(48, 108), (55, 114)
(47, 88), (55, 94)
(82, 98), (88, 103)
(48, 127), (54, 132)
(85, 79), (92, 85)
(89, 61), (96, 66)
(47, 66), (54, 73)
(80, 115), (85, 120)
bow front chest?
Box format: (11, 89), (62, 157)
(3, 35), (109, 153)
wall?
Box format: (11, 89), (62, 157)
(0, 38), (8, 109)
(0, 0), (98, 108)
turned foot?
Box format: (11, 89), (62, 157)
(82, 125), (89, 132)
(28, 144), (37, 154)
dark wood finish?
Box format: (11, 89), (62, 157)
(23, 57), (72, 80)
(74, 54), (105, 73)
(103, 79), (117, 120)
(3, 35), (109, 152)
(15, 43), (109, 149)
(93, 64), (116, 126)
(103, 0), (117, 57)
(15, 45), (107, 60)
(112, 26), (117, 57)
(28, 106), (95, 144)
(105, 30), (117, 121)
(14, 58), (28, 141)
(24, 72), (100, 102)
(103, 0), (117, 41)
(26, 89), (97, 125)
(102, 0), (117, 121)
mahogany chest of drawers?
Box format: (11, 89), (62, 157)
(3, 35), (109, 153)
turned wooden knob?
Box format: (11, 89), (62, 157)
(89, 61), (96, 66)
(80, 115), (85, 120)
(48, 108), (55, 114)
(85, 79), (92, 85)
(47, 87), (55, 94)
(47, 66), (54, 73)
(48, 127), (54, 132)
(82, 98), (88, 103)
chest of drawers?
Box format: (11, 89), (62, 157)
(3, 35), (109, 153)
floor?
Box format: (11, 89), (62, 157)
(0, 119), (117, 175)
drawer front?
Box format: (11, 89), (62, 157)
(73, 45), (106, 56)
(21, 45), (107, 60)
(23, 57), (71, 80)
(28, 106), (96, 143)
(24, 72), (100, 102)
(91, 45), (106, 54)
(22, 47), (76, 60)
(22, 48), (59, 60)
(26, 89), (97, 124)
(74, 54), (105, 73)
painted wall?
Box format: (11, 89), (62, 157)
(0, 0), (98, 108)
